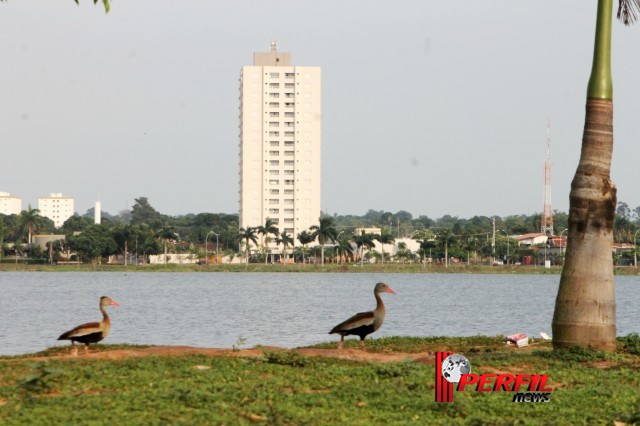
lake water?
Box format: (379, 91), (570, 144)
(0, 272), (638, 356)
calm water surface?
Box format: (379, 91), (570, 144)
(1, 272), (638, 356)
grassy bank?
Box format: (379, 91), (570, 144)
(1, 336), (640, 425)
(2, 262), (640, 275)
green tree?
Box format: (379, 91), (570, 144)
(436, 228), (456, 268)
(334, 236), (354, 265)
(67, 224), (118, 263)
(353, 231), (375, 266)
(296, 230), (314, 264)
(258, 218), (279, 264)
(310, 217), (338, 266)
(553, 0), (640, 351)
(18, 206), (43, 245)
(375, 232), (395, 266)
(275, 231), (294, 263)
(131, 197), (164, 228)
(238, 227), (258, 269)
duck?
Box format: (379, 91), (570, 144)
(58, 296), (120, 356)
(329, 282), (395, 350)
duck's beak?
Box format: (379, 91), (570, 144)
(110, 300), (121, 306)
(386, 287), (396, 295)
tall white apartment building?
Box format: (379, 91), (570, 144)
(38, 193), (74, 228)
(0, 192), (22, 215)
(239, 42), (321, 245)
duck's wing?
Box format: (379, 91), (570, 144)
(330, 311), (374, 334)
(58, 321), (102, 340)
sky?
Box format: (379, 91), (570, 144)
(1, 1), (639, 220)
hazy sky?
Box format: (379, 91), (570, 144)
(1, 1), (638, 220)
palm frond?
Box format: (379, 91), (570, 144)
(617, 0), (640, 25)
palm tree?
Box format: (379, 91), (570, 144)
(275, 231), (294, 263)
(258, 218), (279, 264)
(18, 206), (43, 245)
(375, 232), (395, 266)
(297, 230), (314, 264)
(238, 227), (258, 269)
(552, 0), (640, 351)
(334, 236), (354, 265)
(436, 228), (455, 268)
(309, 217), (338, 266)
(353, 231), (375, 266)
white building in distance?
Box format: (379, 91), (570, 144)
(0, 192), (22, 215)
(239, 41), (321, 244)
(38, 193), (74, 228)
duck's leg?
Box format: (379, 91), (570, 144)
(84, 344), (90, 355)
(70, 342), (78, 357)
(337, 335), (344, 350)
(359, 338), (365, 351)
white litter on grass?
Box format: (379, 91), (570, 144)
(540, 332), (552, 340)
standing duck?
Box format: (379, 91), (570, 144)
(329, 282), (395, 350)
(58, 296), (120, 356)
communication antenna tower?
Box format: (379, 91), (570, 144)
(541, 119), (554, 236)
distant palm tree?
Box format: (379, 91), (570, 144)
(553, 0), (640, 351)
(334, 236), (354, 265)
(375, 232), (395, 266)
(353, 231), (375, 267)
(18, 206), (43, 245)
(275, 231), (294, 263)
(310, 217), (338, 266)
(436, 228), (455, 268)
(258, 218), (279, 264)
(297, 230), (314, 264)
(238, 227), (258, 269)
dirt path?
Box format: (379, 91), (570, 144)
(28, 346), (436, 364)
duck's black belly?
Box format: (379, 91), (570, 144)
(341, 324), (375, 340)
(72, 332), (105, 345)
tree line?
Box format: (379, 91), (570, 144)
(1, 196), (639, 265)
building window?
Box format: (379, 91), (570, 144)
(284, 160), (294, 166)
(269, 141), (279, 147)
(269, 160), (279, 166)
(269, 83), (280, 88)
(270, 189), (280, 195)
(269, 170), (280, 175)
(284, 208), (294, 214)
(284, 111), (294, 117)
(269, 199), (279, 205)
(284, 151), (294, 157)
(269, 93), (280, 98)
(284, 141), (294, 147)
(269, 112), (279, 117)
(284, 189), (294, 195)
(269, 180), (279, 185)
(284, 180), (294, 185)
(269, 151), (280, 156)
(284, 131), (294, 137)
(284, 170), (294, 175)
(269, 122), (279, 127)
(268, 131), (279, 137)
(269, 208), (280, 214)
(269, 102), (279, 107)
(270, 72), (280, 78)
(284, 73), (294, 79)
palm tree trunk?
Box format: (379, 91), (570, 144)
(552, 99), (616, 350)
(552, 0), (617, 351)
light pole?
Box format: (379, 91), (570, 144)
(205, 231), (216, 265)
(634, 228), (640, 268)
(560, 228), (568, 264)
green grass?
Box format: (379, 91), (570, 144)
(2, 337), (640, 425)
